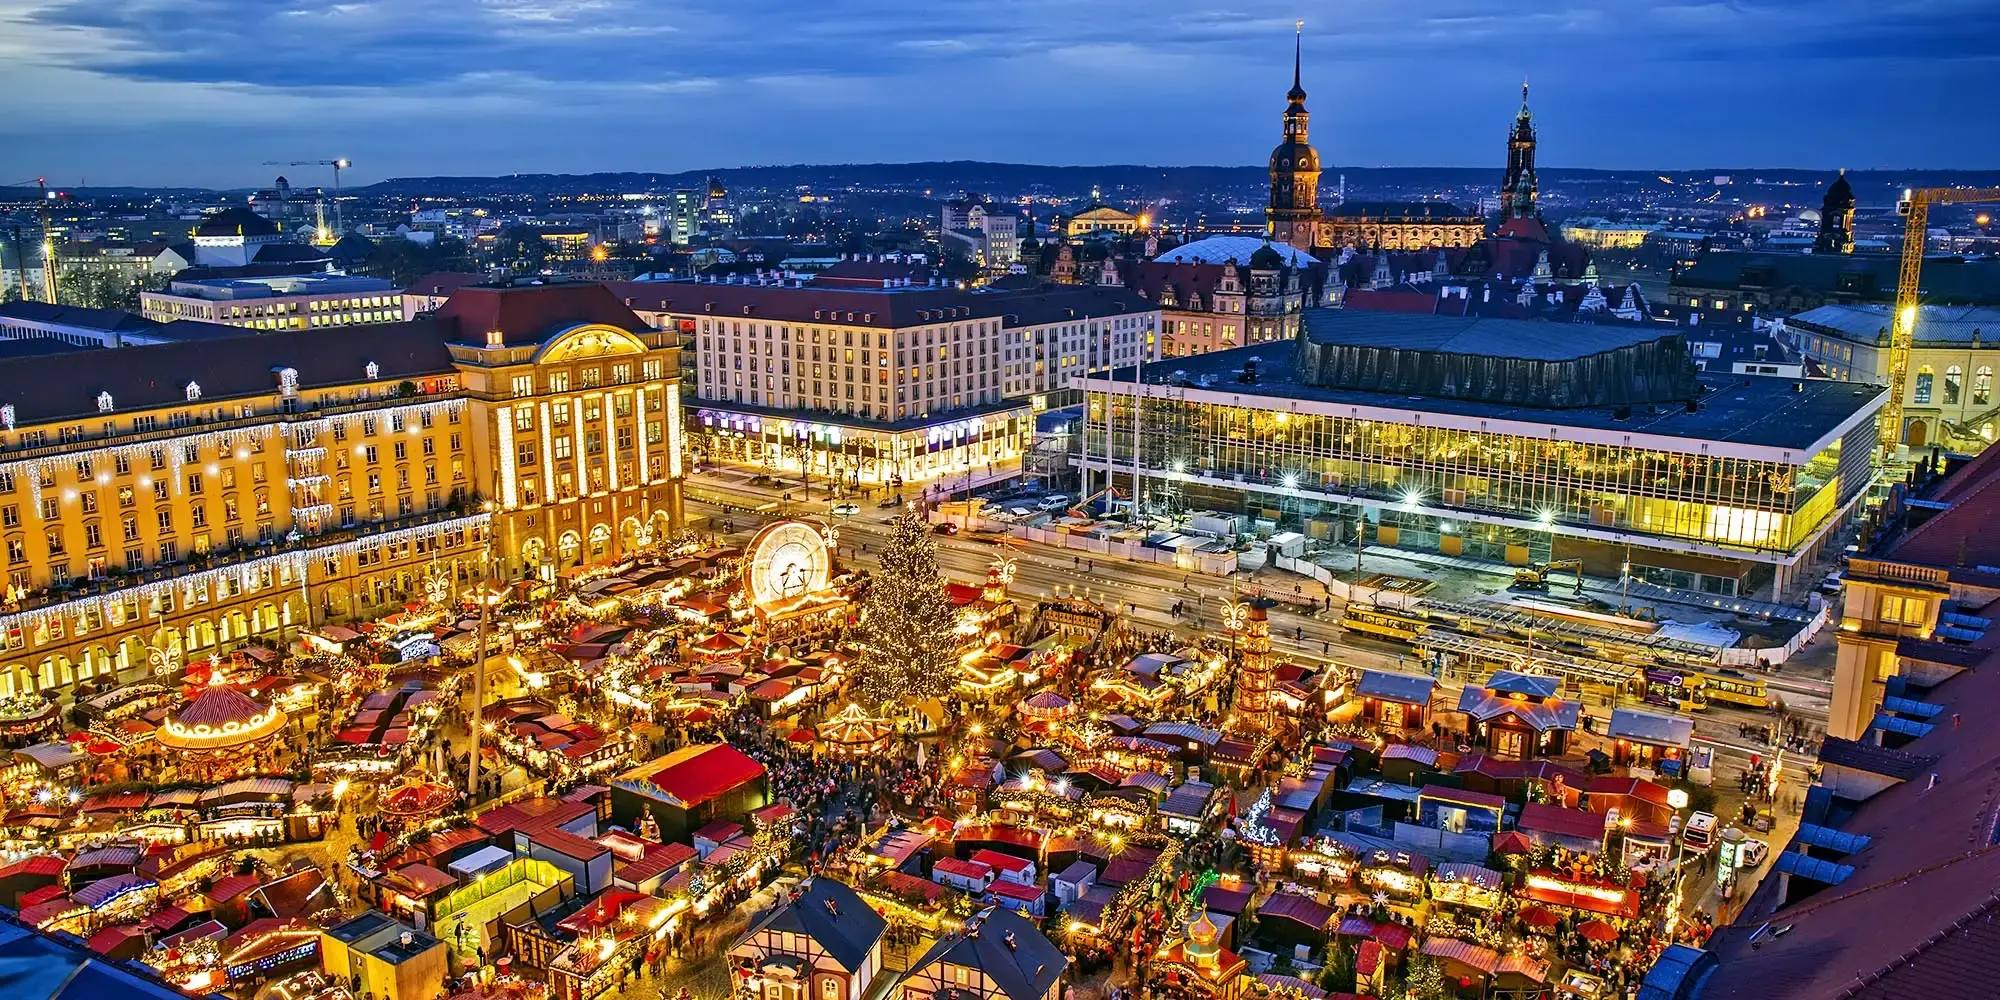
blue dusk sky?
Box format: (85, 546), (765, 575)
(0, 0), (1994, 188)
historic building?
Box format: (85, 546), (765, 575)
(1813, 170), (1856, 255)
(1264, 30), (1321, 250)
(1500, 83), (1540, 224)
(0, 280), (683, 697)
(1122, 236), (1326, 357)
(1265, 34), (1486, 251)
(1318, 203), (1485, 252)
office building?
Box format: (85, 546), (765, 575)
(140, 273), (404, 331)
(0, 280), (684, 696)
(942, 201), (1021, 268)
(649, 271), (1156, 488)
(1078, 309), (1883, 599)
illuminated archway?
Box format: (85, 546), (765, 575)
(557, 532), (582, 567)
(587, 523), (612, 560)
(620, 517), (642, 554)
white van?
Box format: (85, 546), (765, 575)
(1682, 810), (1718, 853)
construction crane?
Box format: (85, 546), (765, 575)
(262, 158), (352, 240)
(1880, 186), (2000, 454)
(4, 178), (64, 304)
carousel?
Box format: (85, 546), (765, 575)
(377, 772), (461, 830)
(1016, 691), (1076, 724)
(817, 703), (894, 758)
(153, 670), (288, 780)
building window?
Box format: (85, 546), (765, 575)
(1977, 367), (1993, 406)
(1946, 366), (1963, 405)
(1881, 594), (1927, 627)
(1914, 366), (1934, 404)
(512, 375), (534, 397)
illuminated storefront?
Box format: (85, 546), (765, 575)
(692, 404), (1030, 490)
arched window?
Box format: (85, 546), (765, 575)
(1977, 367), (1994, 406)
(1914, 365), (1935, 404)
(1946, 366), (1963, 405)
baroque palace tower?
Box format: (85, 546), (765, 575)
(1265, 23), (1322, 250)
(1500, 82), (1540, 222)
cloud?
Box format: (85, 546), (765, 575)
(0, 0), (1993, 185)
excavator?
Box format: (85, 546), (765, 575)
(1511, 559), (1584, 595)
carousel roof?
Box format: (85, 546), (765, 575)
(692, 631), (750, 653)
(154, 683), (286, 751)
(820, 703), (892, 746)
(1016, 691), (1074, 719)
(379, 777), (459, 818)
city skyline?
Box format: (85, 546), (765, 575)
(2, 0), (1996, 188)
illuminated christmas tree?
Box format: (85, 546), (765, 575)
(857, 506), (963, 710)
(1400, 956), (1449, 1000)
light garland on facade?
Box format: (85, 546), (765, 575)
(0, 511), (489, 637)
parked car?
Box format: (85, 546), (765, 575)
(831, 503), (859, 517)
(1038, 494), (1072, 511)
(1818, 570), (1844, 595)
(933, 522), (960, 535)
(1741, 838), (1770, 868)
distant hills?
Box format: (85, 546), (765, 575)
(5, 162), (1998, 201)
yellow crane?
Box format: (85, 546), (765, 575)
(1881, 186), (2000, 452)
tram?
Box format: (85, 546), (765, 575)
(1696, 668), (1771, 709)
(1642, 668), (1710, 712)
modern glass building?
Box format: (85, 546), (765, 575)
(1078, 311), (1885, 598)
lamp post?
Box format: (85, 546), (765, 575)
(465, 505), (503, 803)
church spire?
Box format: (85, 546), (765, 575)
(1266, 21), (1321, 250)
(1501, 80), (1540, 223)
(1287, 20), (1307, 104)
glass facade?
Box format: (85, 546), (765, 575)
(1085, 391), (1875, 559)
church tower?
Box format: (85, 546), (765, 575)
(1815, 169), (1856, 255)
(1500, 82), (1540, 222)
(1266, 24), (1322, 250)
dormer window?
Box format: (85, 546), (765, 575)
(96, 391), (114, 413)
(185, 382), (201, 401)
(276, 367), (299, 397)
(486, 329), (503, 348)
(365, 361), (380, 379)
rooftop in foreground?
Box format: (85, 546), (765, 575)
(1091, 337), (1885, 456)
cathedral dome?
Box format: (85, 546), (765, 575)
(1270, 140), (1319, 174)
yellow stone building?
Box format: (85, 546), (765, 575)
(1826, 451), (2000, 741)
(0, 281), (682, 696)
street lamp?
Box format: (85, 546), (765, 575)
(1667, 788), (1690, 811)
